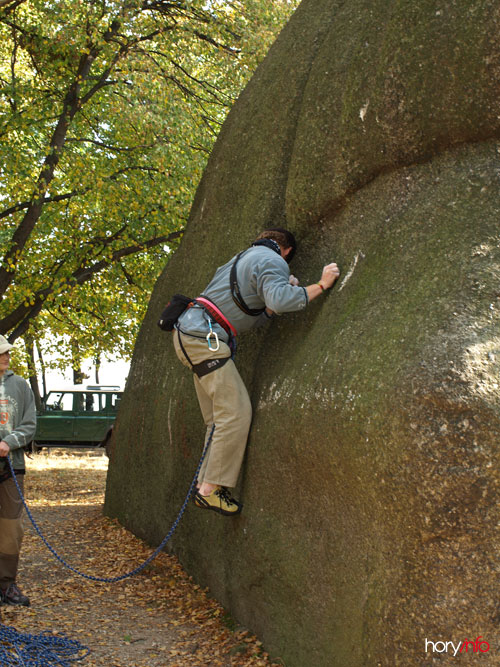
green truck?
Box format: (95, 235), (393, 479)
(34, 385), (122, 450)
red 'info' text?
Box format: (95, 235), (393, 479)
(425, 637), (490, 656)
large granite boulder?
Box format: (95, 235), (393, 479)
(105, 0), (500, 664)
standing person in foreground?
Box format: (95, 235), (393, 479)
(172, 228), (340, 516)
(0, 335), (36, 606)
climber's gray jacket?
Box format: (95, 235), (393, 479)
(177, 245), (308, 342)
(0, 371), (36, 469)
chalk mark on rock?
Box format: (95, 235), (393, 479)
(338, 251), (365, 292)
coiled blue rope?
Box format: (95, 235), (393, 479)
(7, 424), (214, 583)
(0, 427), (214, 666)
(0, 625), (89, 665)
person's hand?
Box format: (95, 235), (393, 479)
(289, 274), (299, 286)
(320, 263), (340, 289)
(0, 441), (10, 457)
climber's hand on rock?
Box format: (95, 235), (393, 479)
(320, 263), (340, 289)
(289, 274), (299, 286)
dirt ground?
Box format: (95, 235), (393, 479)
(0, 449), (283, 667)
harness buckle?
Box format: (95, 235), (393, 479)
(206, 331), (220, 352)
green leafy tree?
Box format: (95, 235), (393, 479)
(0, 0), (298, 380)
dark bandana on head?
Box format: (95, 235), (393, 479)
(251, 238), (281, 255)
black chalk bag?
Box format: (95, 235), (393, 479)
(157, 294), (193, 331)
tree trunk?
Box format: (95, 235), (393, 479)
(24, 335), (42, 410)
(35, 339), (48, 399)
(71, 339), (88, 385)
(95, 354), (101, 385)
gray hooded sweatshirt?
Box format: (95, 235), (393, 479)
(0, 370), (36, 470)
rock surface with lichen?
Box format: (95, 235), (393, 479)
(105, 1), (500, 664)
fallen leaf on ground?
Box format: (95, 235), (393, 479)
(0, 450), (284, 667)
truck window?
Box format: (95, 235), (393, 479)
(83, 393), (104, 412)
(47, 392), (73, 411)
(110, 394), (121, 410)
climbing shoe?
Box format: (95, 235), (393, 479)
(193, 487), (242, 516)
(1, 583), (30, 606)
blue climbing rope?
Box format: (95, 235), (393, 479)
(7, 424), (214, 583)
(0, 427), (214, 666)
(0, 624), (89, 666)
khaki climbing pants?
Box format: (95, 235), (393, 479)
(173, 330), (252, 488)
(0, 476), (24, 588)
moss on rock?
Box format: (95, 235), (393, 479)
(105, 1), (500, 664)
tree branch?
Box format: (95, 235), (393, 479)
(0, 190), (88, 220)
(64, 137), (167, 153)
(2, 228), (184, 340)
(0, 164), (165, 221)
(0, 20), (122, 298)
(189, 28), (240, 54)
(170, 58), (234, 104)
(119, 262), (144, 289)
(0, 1), (28, 15)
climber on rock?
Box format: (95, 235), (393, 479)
(172, 227), (340, 516)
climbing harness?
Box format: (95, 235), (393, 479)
(195, 296), (237, 338)
(6, 424), (214, 583)
(158, 242), (272, 341)
(177, 330), (231, 378)
(230, 250), (267, 317)
(206, 319), (220, 352)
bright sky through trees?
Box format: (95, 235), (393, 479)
(0, 0), (298, 383)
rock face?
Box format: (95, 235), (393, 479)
(105, 1), (500, 664)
